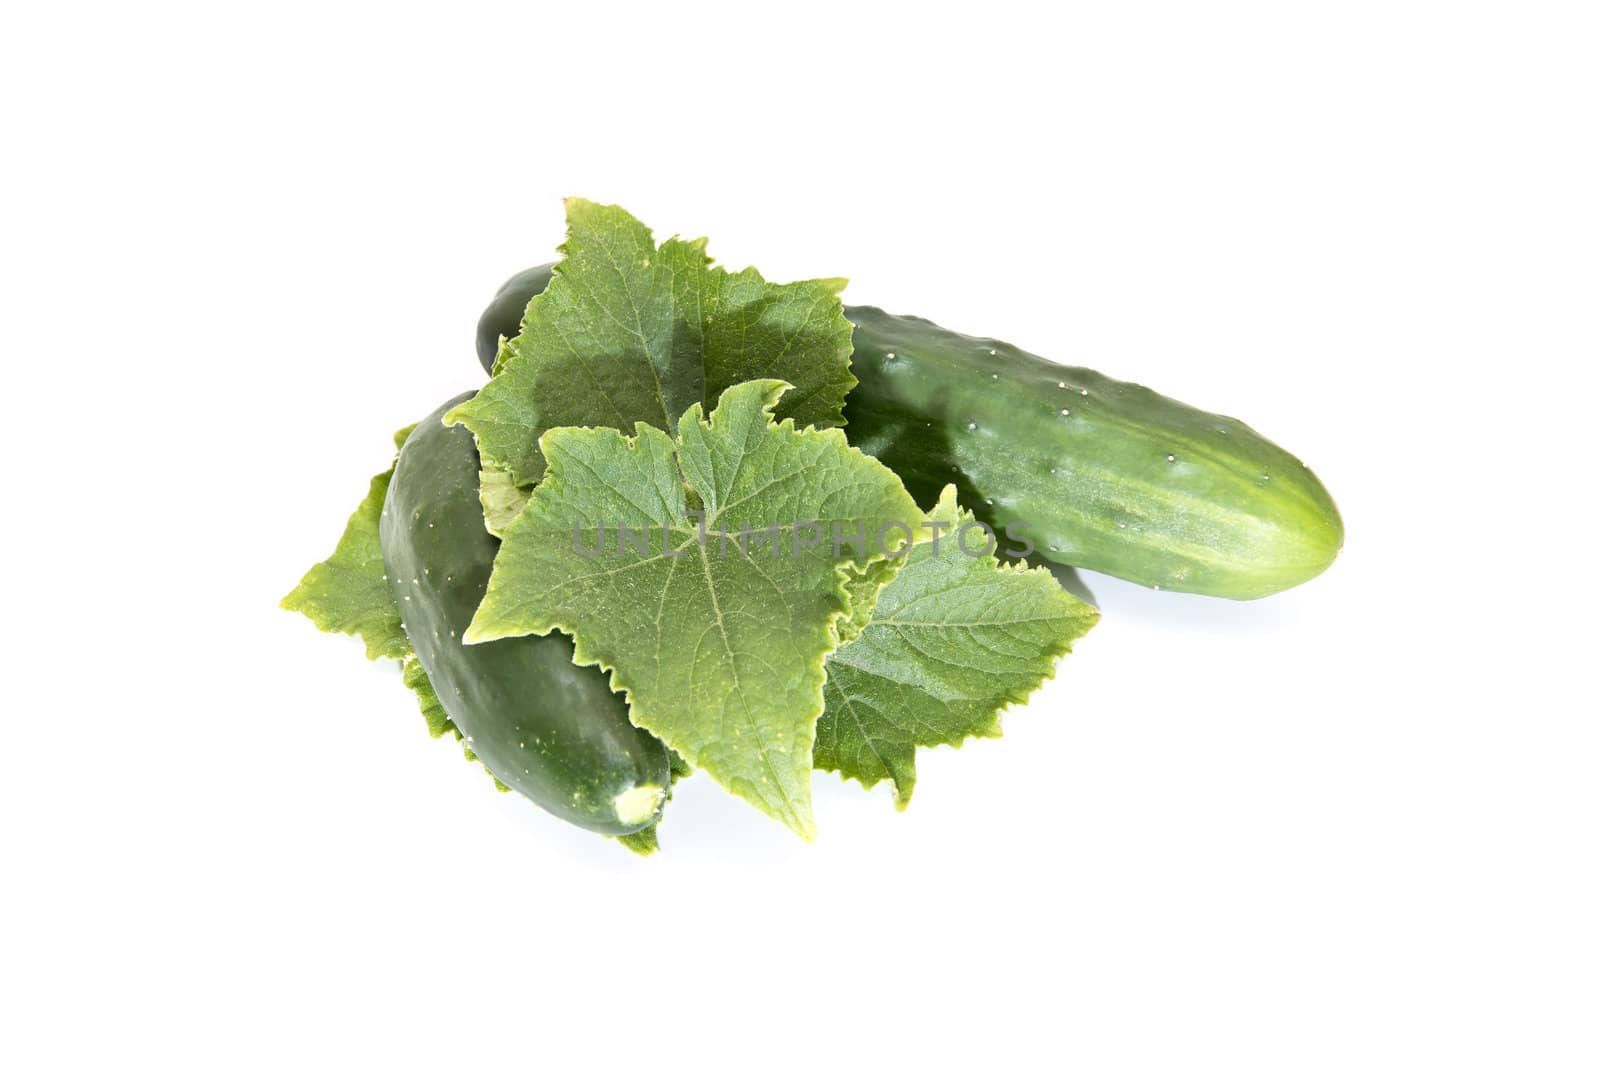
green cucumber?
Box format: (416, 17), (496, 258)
(842, 307), (1342, 599)
(476, 268), (1342, 600)
(476, 264), (554, 373)
(381, 392), (671, 835)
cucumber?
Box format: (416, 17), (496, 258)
(381, 392), (671, 835)
(842, 308), (1342, 599)
(476, 264), (553, 372)
(476, 268), (1342, 600)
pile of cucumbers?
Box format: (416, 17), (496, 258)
(289, 234), (1341, 849)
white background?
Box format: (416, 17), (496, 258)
(4, 2), (1596, 1065)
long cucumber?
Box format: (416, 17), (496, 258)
(381, 392), (671, 834)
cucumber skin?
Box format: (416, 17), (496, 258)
(477, 268), (1343, 600)
(381, 393), (670, 835)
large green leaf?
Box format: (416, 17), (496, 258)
(445, 199), (856, 487)
(816, 486), (1100, 808)
(464, 379), (924, 838)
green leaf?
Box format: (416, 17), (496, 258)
(477, 462), (531, 538)
(281, 425), (416, 660)
(833, 556), (904, 646)
(614, 825), (661, 856)
(445, 199), (856, 487)
(401, 655), (455, 739)
(815, 486), (1100, 808)
(465, 379), (924, 838)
